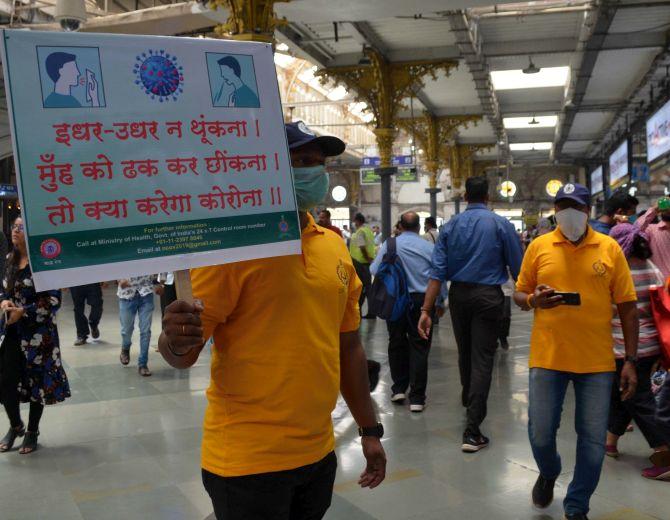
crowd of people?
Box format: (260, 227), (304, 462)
(0, 121), (669, 520)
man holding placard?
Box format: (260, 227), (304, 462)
(160, 122), (386, 519)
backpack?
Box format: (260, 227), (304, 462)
(368, 237), (411, 321)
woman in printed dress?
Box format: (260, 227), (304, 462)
(0, 217), (70, 454)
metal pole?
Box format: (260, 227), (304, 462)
(426, 188), (441, 218)
(378, 167), (397, 240)
(454, 196), (461, 215)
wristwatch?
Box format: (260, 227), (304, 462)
(358, 422), (384, 438)
(624, 355), (638, 365)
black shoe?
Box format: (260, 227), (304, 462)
(367, 360), (381, 392)
(363, 314), (377, 320)
(74, 337), (87, 346)
(564, 514), (589, 520)
(91, 326), (100, 339)
(19, 430), (39, 455)
(0, 424), (25, 452)
(462, 430), (489, 452)
(500, 338), (510, 350)
(532, 474), (556, 509)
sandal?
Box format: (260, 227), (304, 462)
(19, 430), (39, 455)
(120, 349), (130, 366)
(0, 424), (25, 452)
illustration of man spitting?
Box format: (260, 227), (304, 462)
(44, 52), (100, 108)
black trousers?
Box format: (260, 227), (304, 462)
(0, 332), (43, 432)
(352, 260), (372, 315)
(202, 452), (337, 520)
(657, 372), (670, 439)
(160, 283), (177, 317)
(448, 282), (504, 433)
(387, 293), (432, 404)
(609, 356), (669, 447)
(498, 296), (511, 341)
(70, 284), (103, 340)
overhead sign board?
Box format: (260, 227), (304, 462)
(590, 166), (603, 195)
(0, 183), (17, 198)
(647, 98), (670, 163)
(396, 166), (418, 183)
(609, 141), (629, 186)
(361, 155), (414, 168)
(360, 168), (381, 184)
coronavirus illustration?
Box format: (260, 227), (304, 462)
(133, 49), (184, 102)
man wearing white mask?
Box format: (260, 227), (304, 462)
(513, 183), (639, 520)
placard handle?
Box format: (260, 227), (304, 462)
(174, 270), (193, 303)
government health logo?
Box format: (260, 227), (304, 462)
(40, 238), (62, 259)
(133, 49), (184, 102)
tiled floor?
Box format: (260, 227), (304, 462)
(0, 288), (667, 519)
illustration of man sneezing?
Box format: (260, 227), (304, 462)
(44, 51), (100, 108)
(214, 55), (260, 108)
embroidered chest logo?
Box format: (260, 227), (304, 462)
(592, 260), (607, 277)
(336, 260), (349, 286)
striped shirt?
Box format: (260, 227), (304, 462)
(636, 208), (670, 278)
(612, 259), (663, 358)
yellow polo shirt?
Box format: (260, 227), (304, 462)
(516, 227), (636, 373)
(191, 213), (362, 477)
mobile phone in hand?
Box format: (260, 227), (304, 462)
(554, 292), (581, 306)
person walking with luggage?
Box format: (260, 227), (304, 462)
(371, 212), (439, 413)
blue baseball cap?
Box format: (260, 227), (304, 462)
(555, 182), (591, 206)
(285, 121), (346, 157)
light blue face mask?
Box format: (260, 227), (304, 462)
(292, 166), (329, 211)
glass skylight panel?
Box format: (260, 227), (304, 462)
(509, 142), (553, 151)
(491, 66), (570, 90)
(503, 115), (558, 128)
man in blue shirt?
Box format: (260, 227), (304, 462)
(371, 211), (440, 413)
(419, 176), (524, 452)
(589, 190), (638, 235)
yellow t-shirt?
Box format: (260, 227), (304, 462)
(191, 213), (362, 477)
(516, 227), (637, 373)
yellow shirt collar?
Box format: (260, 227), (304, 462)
(302, 212), (324, 235)
(551, 226), (600, 247)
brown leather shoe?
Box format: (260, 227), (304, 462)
(138, 366), (152, 377)
(120, 349), (130, 365)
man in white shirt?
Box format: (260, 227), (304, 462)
(117, 276), (163, 376)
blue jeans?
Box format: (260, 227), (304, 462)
(528, 368), (614, 516)
(119, 293), (155, 367)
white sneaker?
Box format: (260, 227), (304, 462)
(410, 404), (425, 413)
(391, 393), (406, 403)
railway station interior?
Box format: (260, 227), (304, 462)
(1, 0), (670, 519)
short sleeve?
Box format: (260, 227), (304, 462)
(340, 262), (362, 333)
(515, 243), (537, 294)
(355, 232), (366, 247)
(610, 245), (637, 304)
(191, 265), (242, 341)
